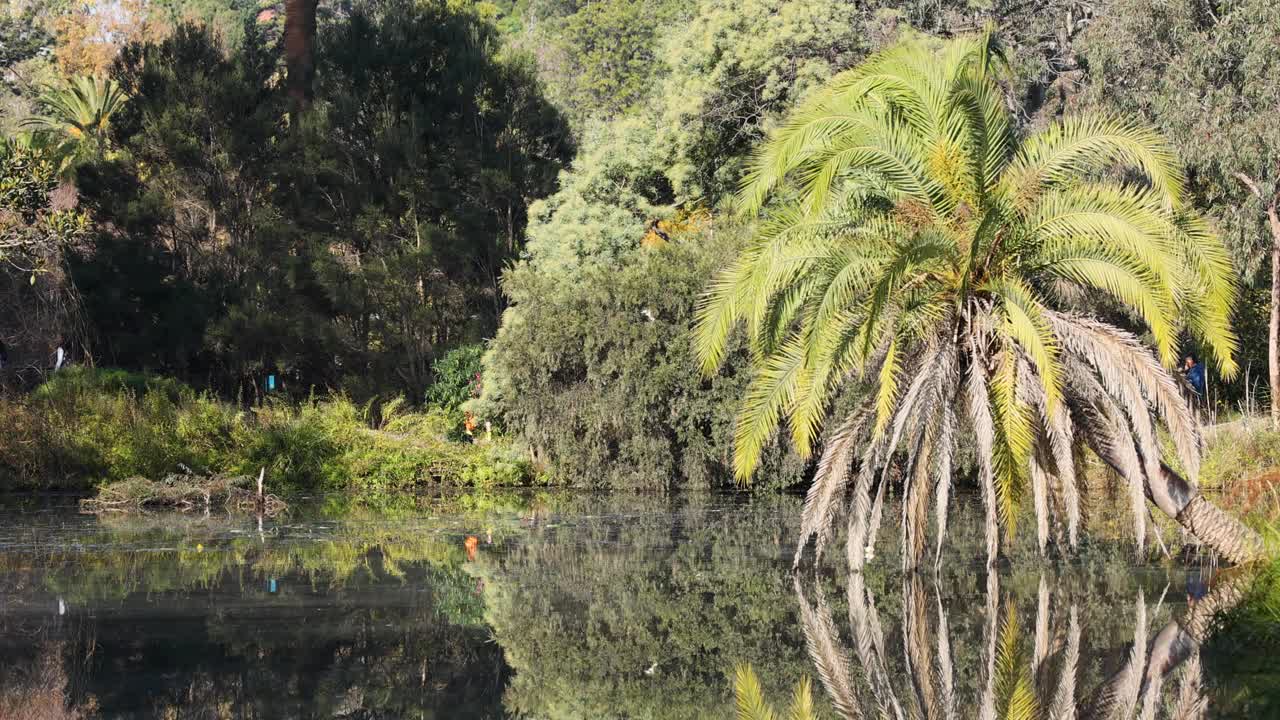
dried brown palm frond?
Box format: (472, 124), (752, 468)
(794, 576), (862, 719)
(1048, 606), (1080, 720)
(796, 409), (868, 567)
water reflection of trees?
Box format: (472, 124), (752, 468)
(793, 568), (1249, 719)
(477, 495), (814, 719)
(0, 511), (509, 717)
(476, 495), (1205, 719)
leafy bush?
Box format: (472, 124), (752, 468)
(481, 221), (807, 490)
(0, 368), (534, 492)
(425, 344), (485, 410)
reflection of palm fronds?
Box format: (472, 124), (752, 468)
(732, 663), (818, 720)
(846, 574), (905, 719)
(796, 570), (1242, 720)
(1080, 592), (1148, 720)
(994, 608), (1040, 720)
(1048, 607), (1079, 720)
(1170, 651), (1206, 720)
(935, 585), (956, 720)
(903, 577), (940, 720)
(795, 577), (861, 718)
(979, 571), (1000, 720)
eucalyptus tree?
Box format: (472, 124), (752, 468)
(696, 32), (1262, 568)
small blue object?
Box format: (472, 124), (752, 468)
(267, 375), (276, 391)
(269, 578), (277, 593)
(1187, 363), (1205, 396)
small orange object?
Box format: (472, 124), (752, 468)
(464, 535), (479, 561)
(463, 411), (478, 435)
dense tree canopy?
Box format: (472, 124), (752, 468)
(65, 3), (570, 398)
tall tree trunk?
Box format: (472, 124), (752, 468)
(284, 0), (318, 109)
(1232, 173), (1280, 424)
(1269, 206), (1280, 424)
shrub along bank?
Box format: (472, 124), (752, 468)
(0, 368), (535, 493)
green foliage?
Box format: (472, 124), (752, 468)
(483, 224), (807, 489)
(1204, 544), (1280, 718)
(1202, 423), (1280, 491)
(656, 0), (869, 202)
(522, 0), (689, 122)
(426, 344), (485, 410)
(66, 4), (570, 400)
(0, 137), (89, 256)
(522, 116), (674, 274)
(0, 367), (533, 491)
(0, 11), (53, 68)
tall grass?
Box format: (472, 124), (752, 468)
(0, 368), (534, 492)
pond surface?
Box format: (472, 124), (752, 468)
(0, 492), (1272, 719)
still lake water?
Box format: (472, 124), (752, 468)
(0, 491), (1273, 719)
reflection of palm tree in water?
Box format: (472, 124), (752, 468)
(791, 569), (1243, 719)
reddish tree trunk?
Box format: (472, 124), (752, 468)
(283, 0), (318, 109)
(1268, 205), (1280, 425)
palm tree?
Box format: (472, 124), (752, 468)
(696, 32), (1262, 568)
(21, 75), (127, 163)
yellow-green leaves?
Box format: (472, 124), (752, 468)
(994, 608), (1040, 720)
(1004, 113), (1184, 211)
(991, 345), (1033, 538)
(989, 277), (1061, 411)
(731, 664), (818, 720)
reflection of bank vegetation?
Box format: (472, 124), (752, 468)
(0, 641), (96, 720)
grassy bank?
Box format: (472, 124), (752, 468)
(0, 369), (536, 493)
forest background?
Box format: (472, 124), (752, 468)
(3, 0), (1280, 492)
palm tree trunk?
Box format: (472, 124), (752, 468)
(284, 0), (318, 109)
(1095, 444), (1262, 564)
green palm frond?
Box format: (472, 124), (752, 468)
(786, 676), (815, 720)
(733, 664), (777, 720)
(21, 76), (127, 161)
(1003, 112), (1184, 210)
(700, 31), (1239, 568)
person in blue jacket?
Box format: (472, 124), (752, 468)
(1183, 354), (1206, 398)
